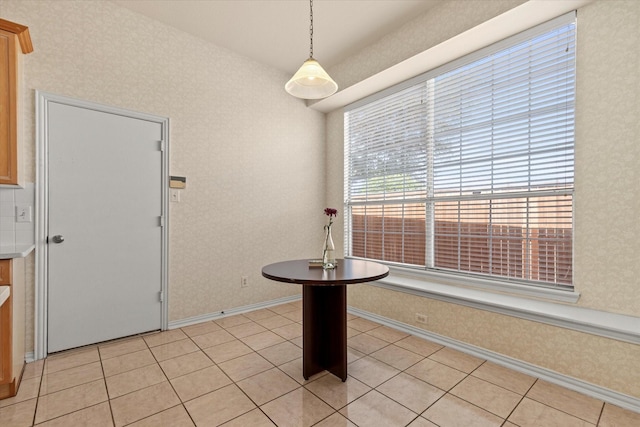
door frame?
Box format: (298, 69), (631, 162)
(34, 91), (169, 359)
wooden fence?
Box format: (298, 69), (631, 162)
(351, 215), (572, 285)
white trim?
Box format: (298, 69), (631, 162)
(310, 0), (593, 113)
(344, 12), (576, 113)
(348, 306), (640, 414)
(371, 274), (640, 345)
(24, 352), (35, 364)
(160, 119), (170, 334)
(35, 91), (170, 360)
(168, 294), (302, 329)
(35, 92), (48, 360)
(388, 264), (580, 303)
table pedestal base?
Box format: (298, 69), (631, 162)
(302, 284), (347, 381)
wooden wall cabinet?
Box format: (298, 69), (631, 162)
(0, 258), (25, 399)
(0, 19), (33, 186)
(0, 28), (18, 184)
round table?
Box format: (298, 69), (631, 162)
(262, 259), (389, 381)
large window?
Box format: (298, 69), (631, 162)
(344, 14), (575, 289)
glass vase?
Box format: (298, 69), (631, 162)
(322, 224), (336, 269)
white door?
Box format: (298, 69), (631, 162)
(47, 100), (165, 353)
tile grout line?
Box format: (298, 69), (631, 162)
(186, 322), (258, 422)
(214, 311), (338, 425)
(523, 391), (602, 426)
(97, 344), (117, 427)
(35, 348), (96, 424)
(595, 400), (606, 426)
(374, 339), (447, 421)
(216, 310), (316, 427)
(301, 326), (444, 425)
(345, 326), (504, 426)
(410, 356), (527, 424)
(8, 306), (635, 426)
(211, 311), (292, 426)
(152, 324), (592, 427)
(30, 360), (45, 427)
(28, 346), (108, 426)
(107, 329), (201, 424)
(384, 357), (466, 424)
(502, 377), (539, 425)
(148, 329), (200, 427)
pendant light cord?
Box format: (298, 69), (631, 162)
(309, 0), (314, 58)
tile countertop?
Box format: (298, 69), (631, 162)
(0, 244), (35, 259)
(0, 286), (8, 306)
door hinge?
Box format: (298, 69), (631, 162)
(159, 291), (164, 302)
(158, 140), (165, 152)
(159, 216), (164, 227)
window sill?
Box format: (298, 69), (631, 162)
(370, 267), (640, 345)
(389, 266), (580, 303)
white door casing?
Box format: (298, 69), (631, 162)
(35, 92), (169, 357)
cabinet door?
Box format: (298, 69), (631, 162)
(0, 260), (11, 284)
(0, 260), (11, 385)
(0, 29), (18, 185)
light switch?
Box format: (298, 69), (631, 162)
(16, 205), (32, 223)
(170, 189), (181, 203)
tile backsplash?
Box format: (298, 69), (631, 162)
(0, 183), (35, 247)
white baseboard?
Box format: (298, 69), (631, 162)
(25, 293), (638, 413)
(25, 295), (303, 363)
(348, 306), (640, 414)
(168, 294), (302, 329)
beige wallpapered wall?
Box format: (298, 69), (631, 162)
(329, 0), (527, 90)
(0, 0), (326, 352)
(572, 0), (640, 313)
(1, 0), (638, 399)
(325, 0), (640, 398)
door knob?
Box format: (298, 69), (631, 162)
(51, 235), (65, 244)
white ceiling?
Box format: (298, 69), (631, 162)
(112, 0), (443, 75)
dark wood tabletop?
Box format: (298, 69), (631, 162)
(261, 258), (389, 286)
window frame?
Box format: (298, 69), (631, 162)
(343, 12), (576, 295)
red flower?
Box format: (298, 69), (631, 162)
(324, 208), (338, 217)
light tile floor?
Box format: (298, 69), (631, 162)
(1, 300), (639, 426)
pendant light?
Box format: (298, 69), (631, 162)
(285, 0), (338, 99)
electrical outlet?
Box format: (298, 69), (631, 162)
(415, 313), (427, 324)
(241, 276), (248, 288)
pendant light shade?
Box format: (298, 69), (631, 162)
(285, 58), (338, 99)
(285, 0), (338, 99)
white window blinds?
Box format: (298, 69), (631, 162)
(345, 13), (575, 288)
